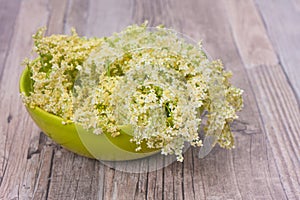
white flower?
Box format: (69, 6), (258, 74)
(24, 24), (243, 162)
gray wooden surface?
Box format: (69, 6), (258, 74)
(0, 0), (299, 199)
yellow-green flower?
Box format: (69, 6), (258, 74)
(23, 23), (243, 161)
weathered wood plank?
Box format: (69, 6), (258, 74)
(0, 0), (51, 199)
(248, 65), (300, 199)
(21, 140), (54, 200)
(224, 0), (300, 199)
(0, 0), (21, 78)
(183, 148), (206, 200)
(46, 149), (101, 200)
(64, 0), (90, 36)
(85, 0), (133, 37)
(0, 1), (21, 194)
(46, 0), (69, 35)
(223, 0), (278, 68)
(0, 0), (75, 199)
(255, 0), (300, 99)
(146, 164), (163, 200)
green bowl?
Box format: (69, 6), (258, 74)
(20, 67), (160, 161)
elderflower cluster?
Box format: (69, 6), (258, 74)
(73, 23), (243, 161)
(22, 28), (101, 121)
(23, 23), (243, 161)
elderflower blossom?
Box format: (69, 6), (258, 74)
(22, 28), (101, 121)
(22, 23), (243, 162)
(73, 23), (243, 161)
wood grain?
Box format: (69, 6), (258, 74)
(248, 65), (300, 199)
(255, 0), (300, 99)
(223, 0), (278, 68)
(0, 0), (50, 199)
(224, 0), (300, 199)
(0, 0), (299, 199)
(85, 0), (133, 37)
(0, 0), (21, 79)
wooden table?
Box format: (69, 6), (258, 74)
(1, 0), (299, 199)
